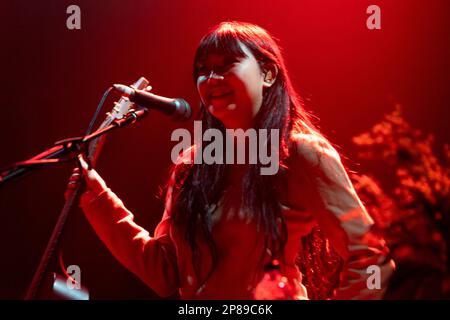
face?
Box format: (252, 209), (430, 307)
(196, 43), (267, 129)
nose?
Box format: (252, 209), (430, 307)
(207, 70), (224, 82)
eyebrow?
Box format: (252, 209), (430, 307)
(196, 54), (242, 68)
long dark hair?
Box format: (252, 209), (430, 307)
(169, 21), (339, 295)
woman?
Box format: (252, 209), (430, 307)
(73, 21), (395, 299)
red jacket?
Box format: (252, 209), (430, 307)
(79, 133), (395, 299)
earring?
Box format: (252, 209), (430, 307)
(265, 71), (273, 83)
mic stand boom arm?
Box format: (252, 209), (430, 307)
(0, 107), (148, 186)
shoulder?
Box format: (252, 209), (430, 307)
(288, 132), (351, 189)
(290, 132), (341, 168)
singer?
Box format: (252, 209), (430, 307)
(70, 21), (395, 299)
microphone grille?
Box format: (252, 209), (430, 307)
(174, 99), (192, 121)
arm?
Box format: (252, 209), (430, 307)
(287, 133), (395, 299)
(77, 156), (179, 298)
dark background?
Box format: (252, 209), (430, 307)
(0, 0), (448, 299)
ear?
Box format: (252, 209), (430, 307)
(262, 63), (278, 88)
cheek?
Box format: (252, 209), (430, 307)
(196, 78), (207, 104)
(234, 64), (264, 102)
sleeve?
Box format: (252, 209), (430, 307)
(289, 133), (395, 300)
(79, 183), (179, 298)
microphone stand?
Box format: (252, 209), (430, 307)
(0, 106), (148, 299)
(0, 108), (149, 186)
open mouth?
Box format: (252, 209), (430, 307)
(209, 89), (233, 100)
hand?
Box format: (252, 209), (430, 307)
(64, 167), (81, 200)
(77, 154), (108, 196)
(64, 155), (108, 200)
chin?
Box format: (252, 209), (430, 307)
(209, 104), (232, 117)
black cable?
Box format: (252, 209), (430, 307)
(85, 86), (114, 135)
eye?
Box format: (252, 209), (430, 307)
(196, 65), (210, 76)
(196, 57), (239, 79)
(224, 58), (238, 68)
(224, 57), (238, 65)
(216, 59), (238, 74)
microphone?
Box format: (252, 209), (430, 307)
(113, 84), (191, 120)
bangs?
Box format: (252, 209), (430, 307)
(193, 28), (247, 79)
